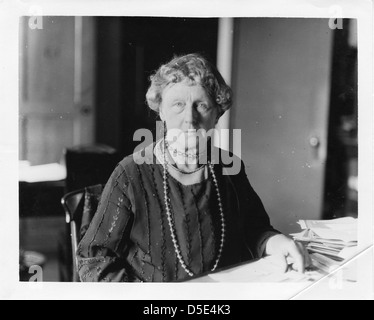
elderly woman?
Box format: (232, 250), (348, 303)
(77, 54), (309, 282)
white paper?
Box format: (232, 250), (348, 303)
(207, 256), (322, 283)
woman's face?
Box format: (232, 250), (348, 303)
(159, 81), (219, 153)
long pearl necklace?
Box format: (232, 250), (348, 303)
(162, 139), (226, 277)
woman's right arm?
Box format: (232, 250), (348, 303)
(77, 163), (137, 282)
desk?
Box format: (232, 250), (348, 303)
(19, 180), (69, 281)
(19, 180), (66, 218)
(185, 254), (362, 300)
(19, 162), (67, 218)
(187, 255), (357, 284)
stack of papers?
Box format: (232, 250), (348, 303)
(291, 217), (358, 273)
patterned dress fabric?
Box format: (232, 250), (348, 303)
(77, 142), (280, 282)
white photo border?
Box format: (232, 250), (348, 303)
(0, 0), (372, 300)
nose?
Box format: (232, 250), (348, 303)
(184, 103), (198, 128)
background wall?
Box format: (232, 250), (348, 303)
(231, 19), (334, 235)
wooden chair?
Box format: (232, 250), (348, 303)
(61, 184), (104, 282)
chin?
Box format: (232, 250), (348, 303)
(168, 129), (209, 152)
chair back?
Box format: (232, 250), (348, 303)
(61, 184), (104, 282)
(63, 144), (120, 192)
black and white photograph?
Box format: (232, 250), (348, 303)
(0, 0), (373, 301)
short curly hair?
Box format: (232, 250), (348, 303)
(146, 54), (233, 117)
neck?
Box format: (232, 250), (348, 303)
(166, 148), (203, 173)
(165, 138), (212, 172)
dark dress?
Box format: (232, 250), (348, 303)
(77, 142), (280, 282)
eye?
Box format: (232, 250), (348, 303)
(173, 102), (185, 109)
(197, 103), (210, 112)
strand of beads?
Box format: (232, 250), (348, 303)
(208, 161), (226, 272)
(162, 139), (225, 277)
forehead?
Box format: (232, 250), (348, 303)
(162, 81), (210, 101)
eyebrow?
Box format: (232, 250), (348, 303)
(168, 95), (211, 105)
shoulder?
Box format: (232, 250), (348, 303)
(117, 142), (156, 174)
(103, 143), (156, 198)
(215, 147), (243, 166)
(212, 146), (244, 176)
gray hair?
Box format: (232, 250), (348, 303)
(146, 54), (233, 117)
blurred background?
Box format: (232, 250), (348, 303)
(19, 17), (358, 282)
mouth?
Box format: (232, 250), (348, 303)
(184, 129), (199, 135)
